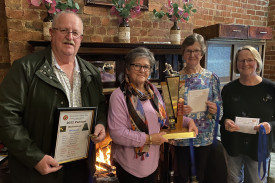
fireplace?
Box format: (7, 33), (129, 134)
(93, 134), (118, 183)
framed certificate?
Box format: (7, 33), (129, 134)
(54, 107), (97, 164)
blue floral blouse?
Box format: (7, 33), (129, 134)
(171, 68), (222, 146)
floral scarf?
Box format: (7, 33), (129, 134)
(120, 80), (166, 159)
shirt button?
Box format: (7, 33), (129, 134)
(61, 101), (64, 105)
(44, 66), (47, 68)
(49, 76), (52, 79)
(43, 72), (46, 74)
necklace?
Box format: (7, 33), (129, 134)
(183, 66), (203, 75)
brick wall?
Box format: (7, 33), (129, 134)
(0, 0), (9, 83)
(0, 0), (274, 82)
(266, 0), (275, 80)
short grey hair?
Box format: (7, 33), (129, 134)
(233, 45), (263, 74)
(181, 33), (206, 56)
(52, 11), (83, 34)
(125, 47), (156, 70)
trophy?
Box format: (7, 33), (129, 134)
(161, 75), (196, 139)
(161, 65), (198, 183)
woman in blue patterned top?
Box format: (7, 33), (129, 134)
(171, 33), (222, 183)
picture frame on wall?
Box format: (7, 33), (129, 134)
(84, 0), (148, 10)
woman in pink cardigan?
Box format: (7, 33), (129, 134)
(108, 47), (198, 183)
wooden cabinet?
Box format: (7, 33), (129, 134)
(28, 41), (182, 93)
(248, 26), (272, 39)
(194, 24), (272, 40)
(194, 24), (272, 85)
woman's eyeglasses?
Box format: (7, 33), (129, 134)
(130, 64), (152, 72)
(184, 49), (202, 56)
(237, 59), (255, 64)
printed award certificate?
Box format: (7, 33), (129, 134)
(235, 116), (259, 134)
(54, 107), (97, 164)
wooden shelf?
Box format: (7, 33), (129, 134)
(28, 41), (182, 92)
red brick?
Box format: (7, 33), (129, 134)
(7, 20), (23, 30)
(79, 15), (91, 26)
(83, 25), (94, 35)
(236, 19), (244, 25)
(103, 36), (114, 43)
(90, 35), (103, 42)
(142, 21), (153, 28)
(101, 17), (110, 26)
(90, 17), (101, 25)
(8, 30), (42, 41)
(107, 27), (118, 36)
(232, 2), (242, 7)
(232, 12), (242, 19)
(5, 8), (24, 19)
(203, 2), (216, 9)
(95, 27), (106, 35)
(5, 0), (22, 9)
(148, 29), (167, 37)
(9, 41), (29, 53)
(81, 35), (90, 42)
(130, 36), (138, 43)
(247, 10), (255, 15)
(130, 19), (142, 28)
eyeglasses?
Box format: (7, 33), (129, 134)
(237, 59), (255, 64)
(184, 49), (202, 56)
(130, 64), (152, 72)
(52, 28), (83, 39)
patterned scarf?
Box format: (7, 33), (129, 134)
(120, 80), (167, 160)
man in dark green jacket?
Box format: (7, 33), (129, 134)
(0, 11), (107, 183)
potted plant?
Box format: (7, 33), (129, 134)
(110, 0), (142, 43)
(27, 0), (80, 40)
(153, 0), (196, 44)
(27, 0), (80, 15)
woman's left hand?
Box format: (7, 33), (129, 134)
(254, 122), (271, 134)
(206, 101), (217, 115)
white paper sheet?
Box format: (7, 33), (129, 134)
(235, 117), (260, 134)
(187, 88), (209, 113)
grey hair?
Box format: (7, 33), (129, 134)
(125, 47), (156, 70)
(181, 33), (206, 56)
(233, 45), (263, 74)
(52, 11), (83, 34)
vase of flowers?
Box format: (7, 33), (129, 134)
(153, 0), (196, 44)
(27, 0), (80, 40)
(110, 0), (142, 43)
(170, 21), (180, 44)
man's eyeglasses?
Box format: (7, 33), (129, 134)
(237, 59), (255, 64)
(52, 28), (83, 39)
(184, 49), (202, 56)
(130, 64), (152, 72)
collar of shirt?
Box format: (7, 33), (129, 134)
(51, 50), (80, 73)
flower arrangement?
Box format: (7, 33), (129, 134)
(153, 0), (196, 23)
(110, 0), (142, 22)
(27, 0), (80, 15)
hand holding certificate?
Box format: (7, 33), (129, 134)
(54, 107), (97, 164)
(187, 88), (209, 113)
(235, 117), (260, 134)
